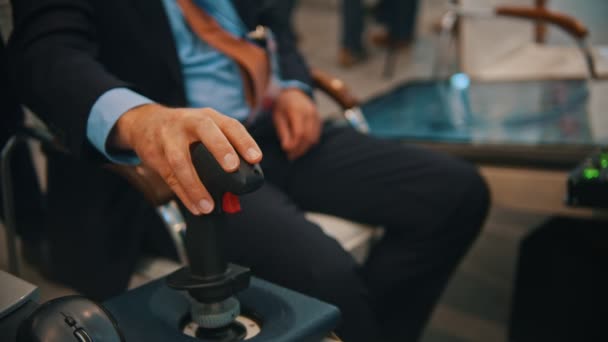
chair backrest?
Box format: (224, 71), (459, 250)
(455, 0), (604, 81)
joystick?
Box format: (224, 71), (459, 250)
(166, 143), (264, 336)
(2, 136), (341, 342)
(100, 142), (340, 342)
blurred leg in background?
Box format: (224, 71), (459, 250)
(373, 0), (420, 48)
(339, 0), (421, 67)
(339, 0), (367, 67)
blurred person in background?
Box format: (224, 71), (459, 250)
(340, 0), (420, 67)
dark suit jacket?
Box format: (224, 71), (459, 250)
(9, 0), (311, 160)
(8, 0), (311, 299)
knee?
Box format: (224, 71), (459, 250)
(463, 163), (490, 216)
(448, 161), (491, 236)
(301, 255), (366, 304)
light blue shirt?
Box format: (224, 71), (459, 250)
(87, 0), (310, 164)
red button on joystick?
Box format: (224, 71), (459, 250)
(222, 192), (241, 214)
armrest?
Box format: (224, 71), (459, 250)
(311, 68), (360, 110)
(495, 6), (588, 39)
(104, 164), (173, 207)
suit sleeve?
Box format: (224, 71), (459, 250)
(8, 0), (131, 159)
(257, 0), (313, 91)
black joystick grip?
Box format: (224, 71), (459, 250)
(190, 143), (264, 215)
(167, 143), (264, 303)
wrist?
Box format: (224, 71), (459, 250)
(111, 103), (161, 150)
(279, 79), (313, 98)
(279, 87), (306, 97)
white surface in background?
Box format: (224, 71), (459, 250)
(460, 0), (608, 80)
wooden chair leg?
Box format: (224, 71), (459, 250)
(535, 0), (548, 43)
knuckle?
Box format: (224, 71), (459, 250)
(157, 165), (172, 179)
(238, 133), (253, 144)
(196, 115), (216, 130)
(166, 110), (184, 124)
(164, 173), (180, 188)
(199, 108), (222, 121)
(222, 117), (243, 131)
(167, 153), (187, 170)
(207, 136), (233, 154)
(139, 145), (157, 159)
(158, 125), (172, 139)
(201, 107), (219, 116)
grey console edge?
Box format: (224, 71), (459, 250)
(0, 270), (39, 320)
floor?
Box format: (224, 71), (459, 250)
(1, 0), (605, 341)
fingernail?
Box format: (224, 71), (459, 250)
(247, 148), (261, 160)
(224, 153), (238, 169)
(199, 199), (213, 213)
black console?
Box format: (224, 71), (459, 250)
(567, 149), (608, 208)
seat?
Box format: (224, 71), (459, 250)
(443, 0), (606, 81)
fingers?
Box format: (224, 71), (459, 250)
(145, 145), (210, 215)
(215, 114), (263, 164)
(162, 135), (214, 214)
(273, 109), (294, 151)
(127, 105), (263, 216)
(281, 107), (322, 160)
(287, 108), (307, 149)
(279, 108), (305, 159)
(308, 108), (322, 145)
(191, 114), (240, 173)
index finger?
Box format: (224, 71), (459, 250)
(217, 115), (263, 164)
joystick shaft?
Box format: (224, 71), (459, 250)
(167, 142), (264, 331)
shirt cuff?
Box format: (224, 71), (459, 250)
(86, 88), (153, 164)
(279, 79), (313, 98)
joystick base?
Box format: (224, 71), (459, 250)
(104, 277), (340, 342)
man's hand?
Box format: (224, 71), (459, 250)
(111, 104), (262, 215)
(272, 88), (321, 160)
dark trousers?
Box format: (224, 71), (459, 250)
(341, 0), (420, 52)
(153, 118), (490, 341)
(377, 0), (420, 41)
(341, 0), (365, 53)
(44, 117), (488, 341)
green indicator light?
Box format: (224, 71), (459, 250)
(584, 168), (600, 179)
(601, 158), (608, 168)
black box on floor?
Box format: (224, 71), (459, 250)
(509, 217), (608, 342)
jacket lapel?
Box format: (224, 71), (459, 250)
(129, 0), (184, 90)
(232, 0), (258, 30)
